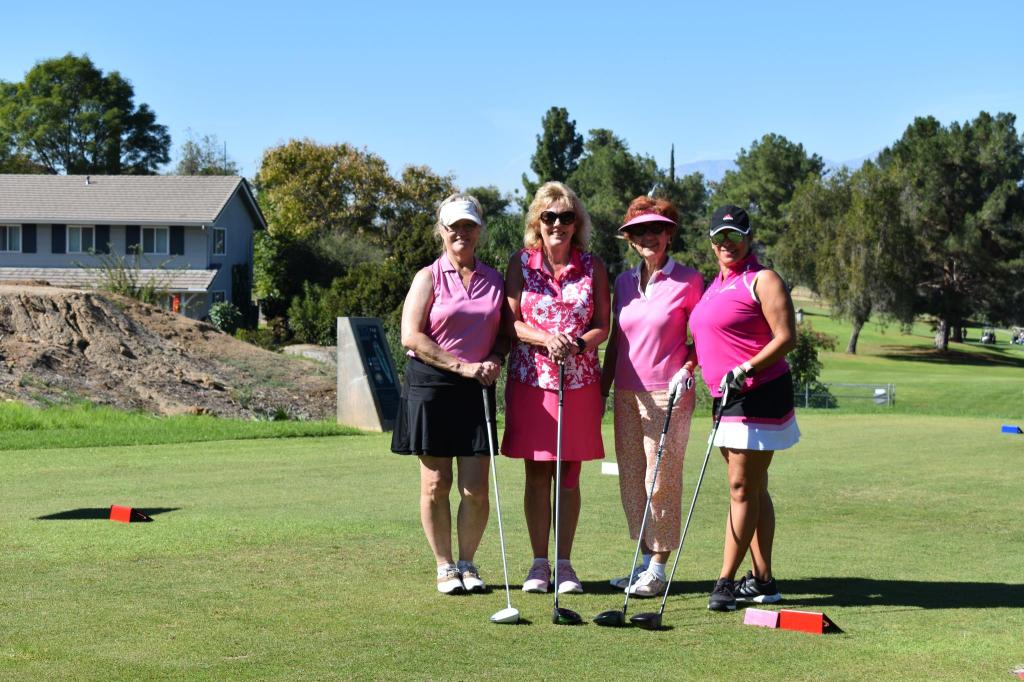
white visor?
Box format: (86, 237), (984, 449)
(440, 200), (482, 227)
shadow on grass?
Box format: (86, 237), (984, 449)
(767, 577), (1024, 610)
(582, 580), (632, 596)
(620, 577), (1024, 610)
(879, 345), (1024, 369)
(36, 507), (181, 520)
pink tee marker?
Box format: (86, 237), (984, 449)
(743, 608), (779, 628)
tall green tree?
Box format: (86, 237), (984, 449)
(464, 184), (512, 218)
(879, 112), (1024, 349)
(0, 54), (170, 174)
(781, 164), (918, 354)
(658, 170), (712, 276)
(174, 129), (239, 175)
(568, 129), (659, 273)
(522, 106), (584, 200)
(712, 133), (824, 255)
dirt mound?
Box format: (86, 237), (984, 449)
(0, 285), (336, 419)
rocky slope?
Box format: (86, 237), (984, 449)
(0, 285), (335, 419)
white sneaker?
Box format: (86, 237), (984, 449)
(522, 560), (551, 593)
(436, 564), (464, 595)
(458, 560), (486, 593)
(556, 562), (583, 594)
(610, 565), (645, 590)
(625, 569), (666, 598)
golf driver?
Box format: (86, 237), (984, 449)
(630, 384), (732, 630)
(594, 379), (688, 627)
(552, 363), (583, 625)
(483, 387), (520, 625)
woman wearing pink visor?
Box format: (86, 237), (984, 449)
(689, 204), (800, 612)
(599, 196), (703, 597)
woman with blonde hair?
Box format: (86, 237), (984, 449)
(391, 193), (506, 595)
(501, 181), (610, 594)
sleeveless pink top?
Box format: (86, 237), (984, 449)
(412, 255), (503, 363)
(508, 248), (601, 390)
(689, 254), (789, 397)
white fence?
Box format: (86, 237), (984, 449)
(796, 383), (895, 409)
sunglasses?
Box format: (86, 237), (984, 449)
(625, 223), (668, 238)
(540, 210), (576, 226)
(710, 230), (747, 246)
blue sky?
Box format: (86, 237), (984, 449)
(3, 1), (1023, 194)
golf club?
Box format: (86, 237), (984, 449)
(630, 384), (731, 630)
(594, 379), (688, 627)
(483, 387), (520, 625)
(552, 363), (583, 625)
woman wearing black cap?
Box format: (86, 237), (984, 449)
(688, 205), (800, 612)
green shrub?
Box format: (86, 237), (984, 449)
(209, 301), (243, 334)
(789, 320), (837, 389)
(80, 248), (171, 305)
(234, 327), (281, 351)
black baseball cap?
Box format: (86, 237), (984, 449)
(709, 205), (751, 236)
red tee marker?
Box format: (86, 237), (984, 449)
(779, 609), (842, 634)
(109, 505), (153, 523)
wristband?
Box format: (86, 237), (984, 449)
(741, 361), (755, 376)
(574, 337), (587, 353)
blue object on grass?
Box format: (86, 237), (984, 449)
(1001, 424), (1023, 434)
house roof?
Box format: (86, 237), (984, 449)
(0, 267), (219, 292)
(0, 174), (266, 228)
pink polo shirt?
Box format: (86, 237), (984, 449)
(612, 258), (704, 391)
(412, 255), (504, 363)
(689, 254), (789, 397)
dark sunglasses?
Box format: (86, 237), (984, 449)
(540, 210), (576, 226)
(625, 223), (667, 238)
(710, 230), (746, 246)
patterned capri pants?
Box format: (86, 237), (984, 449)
(614, 387), (695, 552)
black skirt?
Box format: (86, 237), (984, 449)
(390, 357), (496, 457)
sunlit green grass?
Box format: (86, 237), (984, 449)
(0, 401), (359, 450)
(0, 415), (1021, 680)
(793, 299), (1024, 419)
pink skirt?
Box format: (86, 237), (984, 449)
(501, 380), (605, 461)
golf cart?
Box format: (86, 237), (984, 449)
(980, 327), (996, 344)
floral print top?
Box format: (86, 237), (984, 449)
(508, 247), (601, 390)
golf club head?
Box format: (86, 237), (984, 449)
(629, 611), (663, 630)
(489, 607), (520, 624)
(552, 606), (583, 625)
(592, 609), (627, 627)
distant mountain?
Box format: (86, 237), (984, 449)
(675, 160), (735, 183)
(675, 153), (879, 184)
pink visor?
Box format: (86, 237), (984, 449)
(618, 212), (677, 232)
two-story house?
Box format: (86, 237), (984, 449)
(0, 174), (266, 318)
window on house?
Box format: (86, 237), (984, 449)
(212, 228), (226, 256)
(0, 225), (21, 252)
(68, 226), (94, 254)
(143, 227), (169, 255)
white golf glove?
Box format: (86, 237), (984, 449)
(719, 362), (753, 394)
(668, 367), (694, 405)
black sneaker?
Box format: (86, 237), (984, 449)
(707, 578), (736, 611)
(734, 570), (782, 604)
